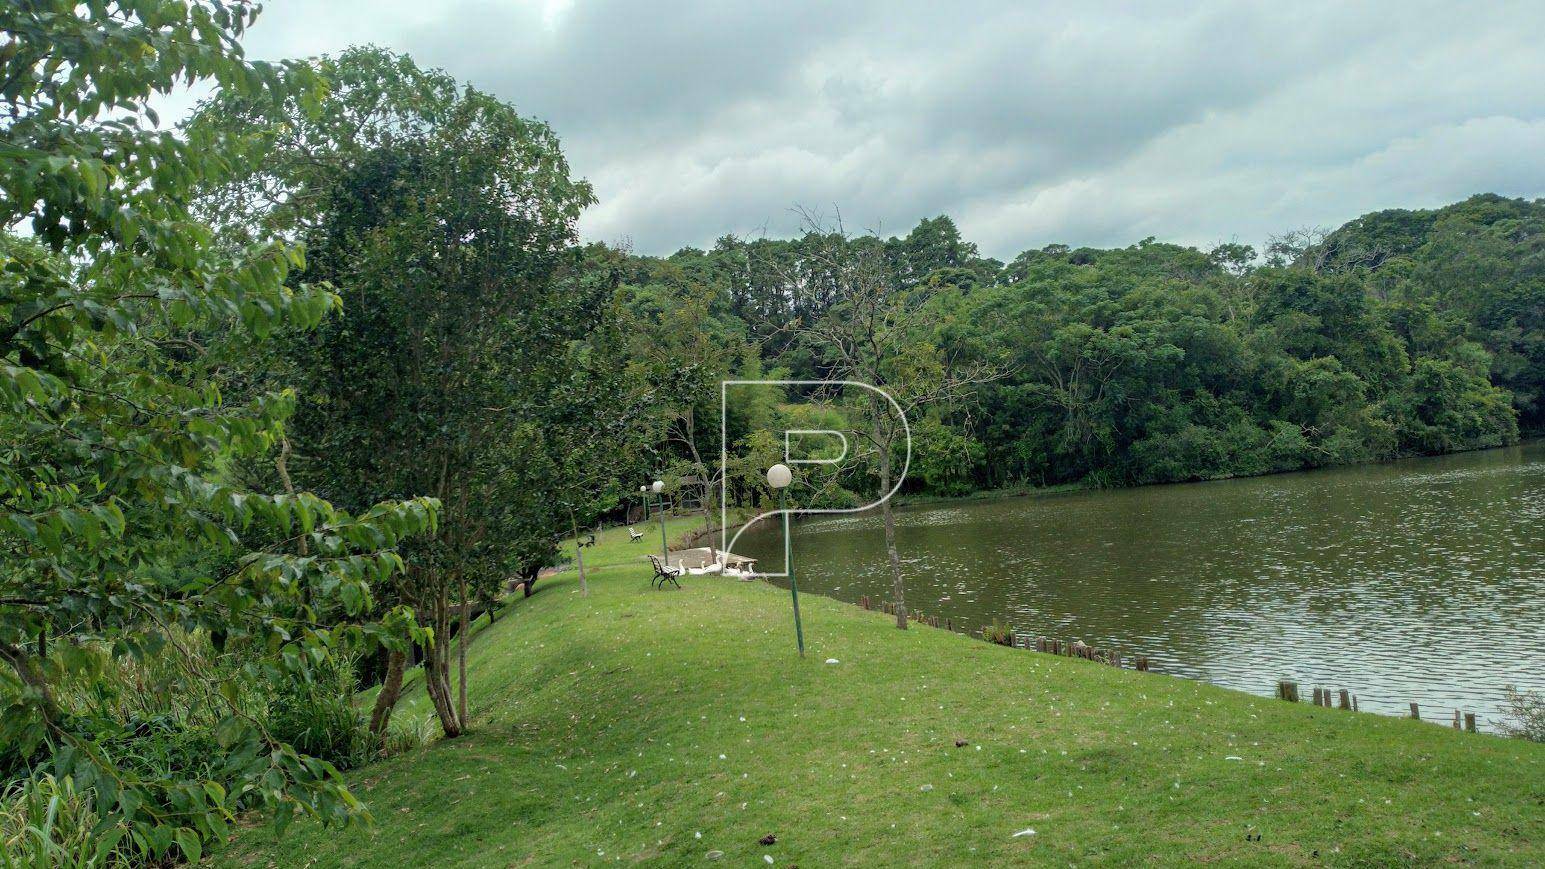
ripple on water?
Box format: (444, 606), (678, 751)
(738, 443), (1545, 729)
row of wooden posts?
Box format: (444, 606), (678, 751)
(1275, 680), (1480, 731)
(855, 596), (1481, 733)
(1277, 681), (1357, 709)
(856, 595), (1151, 673)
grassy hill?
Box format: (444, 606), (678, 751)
(217, 523), (1544, 866)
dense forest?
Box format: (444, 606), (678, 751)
(2, 4), (1542, 863)
(628, 194), (1537, 502)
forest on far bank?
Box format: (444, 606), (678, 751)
(625, 193), (1540, 502)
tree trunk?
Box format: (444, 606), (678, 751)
(425, 658), (459, 737)
(425, 648), (461, 737)
(369, 650), (406, 736)
(571, 509), (588, 596)
(457, 573), (469, 728)
(879, 439), (906, 629)
(423, 592), (462, 737)
(679, 411), (717, 548)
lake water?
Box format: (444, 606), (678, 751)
(736, 442), (1545, 729)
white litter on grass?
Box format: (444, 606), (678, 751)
(764, 856), (774, 864)
(1224, 756), (1243, 761)
(825, 658), (840, 664)
(919, 784), (933, 792)
(1013, 828), (1037, 838)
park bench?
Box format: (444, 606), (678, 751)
(628, 526), (643, 542)
(647, 554), (683, 589)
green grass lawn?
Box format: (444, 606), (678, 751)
(216, 523), (1544, 866)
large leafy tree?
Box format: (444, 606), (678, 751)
(1, 1), (435, 861)
(192, 48), (613, 738)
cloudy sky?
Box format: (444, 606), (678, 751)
(206, 0), (1545, 259)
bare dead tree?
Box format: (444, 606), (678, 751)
(785, 209), (1003, 628)
(1265, 226), (1333, 272)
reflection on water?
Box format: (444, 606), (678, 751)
(738, 442), (1545, 729)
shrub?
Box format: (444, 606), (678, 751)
(1497, 685), (1545, 742)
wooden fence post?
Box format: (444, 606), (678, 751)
(1464, 713), (1477, 733)
(1338, 689), (1351, 710)
(1277, 680), (1299, 702)
(1136, 656), (1149, 672)
(1409, 702), (1420, 720)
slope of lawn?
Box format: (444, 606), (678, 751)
(217, 523), (1544, 866)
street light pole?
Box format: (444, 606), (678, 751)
(767, 463), (803, 656)
(652, 479), (668, 564)
(639, 484), (650, 535)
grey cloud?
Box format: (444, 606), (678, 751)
(227, 0), (1545, 258)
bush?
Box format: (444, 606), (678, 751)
(1497, 685), (1545, 742)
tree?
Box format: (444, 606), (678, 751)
(791, 216), (999, 628)
(1, 3), (435, 860)
(192, 48), (605, 738)
(625, 259), (753, 541)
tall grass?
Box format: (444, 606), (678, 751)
(0, 775), (130, 868)
(265, 654), (373, 770)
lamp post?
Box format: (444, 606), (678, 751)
(652, 479), (667, 564)
(639, 484), (649, 523)
(767, 462), (804, 656)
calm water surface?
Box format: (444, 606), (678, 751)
(738, 443), (1545, 728)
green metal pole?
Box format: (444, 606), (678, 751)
(656, 491), (669, 564)
(781, 489), (804, 656)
